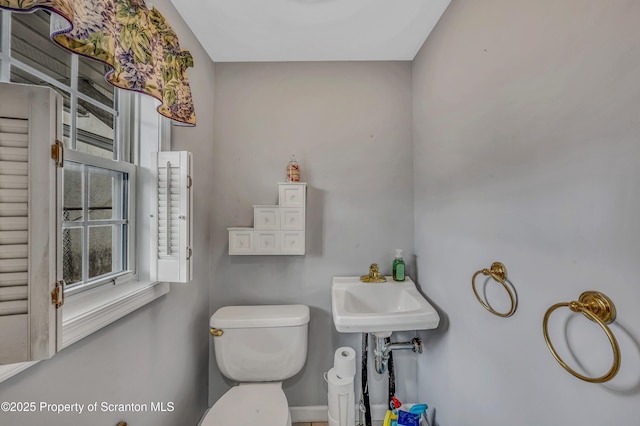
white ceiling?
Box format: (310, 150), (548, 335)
(170, 0), (452, 62)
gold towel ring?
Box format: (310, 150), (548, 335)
(471, 262), (516, 317)
(543, 291), (620, 383)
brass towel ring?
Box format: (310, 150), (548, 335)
(471, 262), (516, 317)
(543, 291), (620, 383)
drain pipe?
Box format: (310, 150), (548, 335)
(373, 336), (422, 374)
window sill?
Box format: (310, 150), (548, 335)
(0, 280), (170, 383)
(62, 279), (170, 348)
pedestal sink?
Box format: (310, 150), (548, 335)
(331, 276), (440, 337)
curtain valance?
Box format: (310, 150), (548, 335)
(0, 0), (196, 125)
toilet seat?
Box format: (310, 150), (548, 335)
(201, 383), (290, 426)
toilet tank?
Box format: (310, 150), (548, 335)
(210, 305), (310, 382)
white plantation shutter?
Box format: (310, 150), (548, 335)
(0, 121), (28, 321)
(151, 151), (193, 283)
(0, 83), (62, 365)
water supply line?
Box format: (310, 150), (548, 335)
(373, 336), (422, 374)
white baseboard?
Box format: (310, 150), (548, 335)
(289, 405), (328, 422)
(289, 403), (404, 422)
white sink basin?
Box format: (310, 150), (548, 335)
(331, 276), (440, 336)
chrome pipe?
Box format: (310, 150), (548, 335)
(373, 336), (422, 374)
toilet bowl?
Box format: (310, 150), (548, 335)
(201, 383), (291, 426)
(201, 304), (309, 426)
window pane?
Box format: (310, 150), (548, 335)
(88, 225), (113, 279)
(10, 67), (74, 147)
(89, 169), (115, 220)
(76, 107), (115, 159)
(77, 57), (116, 158)
(64, 163), (84, 222)
(11, 10), (71, 83)
(79, 56), (114, 109)
(63, 227), (83, 286)
(63, 162), (128, 289)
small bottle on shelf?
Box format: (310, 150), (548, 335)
(286, 154), (300, 182)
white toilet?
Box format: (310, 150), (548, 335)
(201, 304), (310, 426)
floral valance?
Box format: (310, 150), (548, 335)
(0, 0), (196, 125)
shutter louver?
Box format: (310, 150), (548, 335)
(0, 119), (28, 323)
(158, 160), (180, 257)
(0, 83), (61, 365)
(151, 151), (192, 283)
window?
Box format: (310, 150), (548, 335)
(62, 157), (135, 293)
(2, 9), (134, 294)
(8, 10), (117, 158)
(0, 8), (192, 378)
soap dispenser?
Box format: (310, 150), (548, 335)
(393, 249), (405, 282)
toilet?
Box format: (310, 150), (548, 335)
(201, 304), (310, 426)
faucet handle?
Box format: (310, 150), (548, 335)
(370, 263), (380, 278)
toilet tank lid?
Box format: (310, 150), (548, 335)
(210, 304), (310, 328)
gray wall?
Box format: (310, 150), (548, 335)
(0, 1), (215, 425)
(412, 0), (640, 424)
(210, 61), (415, 407)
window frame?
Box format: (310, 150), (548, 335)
(62, 149), (137, 296)
(0, 89), (172, 382)
(60, 91), (171, 348)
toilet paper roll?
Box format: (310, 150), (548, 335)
(327, 367), (355, 425)
(326, 367), (354, 396)
(333, 346), (356, 379)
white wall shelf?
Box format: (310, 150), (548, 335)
(228, 182), (306, 255)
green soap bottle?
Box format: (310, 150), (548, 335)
(393, 249), (405, 282)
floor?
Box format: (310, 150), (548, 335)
(292, 423), (383, 426)
(292, 423), (328, 426)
